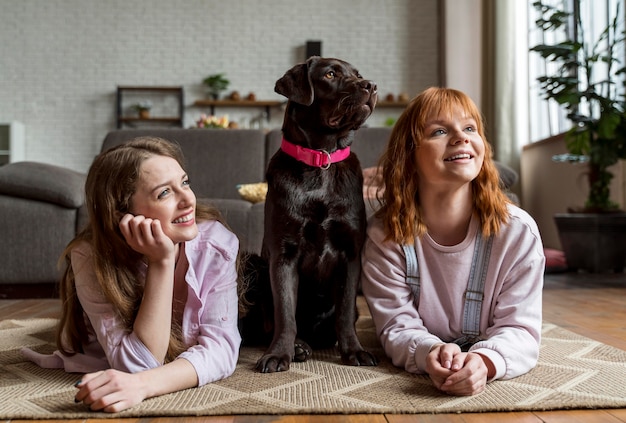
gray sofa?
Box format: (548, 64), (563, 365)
(0, 127), (393, 297)
(0, 126), (520, 298)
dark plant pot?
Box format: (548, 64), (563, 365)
(554, 213), (626, 273)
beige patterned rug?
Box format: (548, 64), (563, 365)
(1, 316), (626, 419)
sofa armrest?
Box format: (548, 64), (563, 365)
(0, 161), (86, 208)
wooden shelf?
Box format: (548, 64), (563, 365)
(194, 100), (405, 108)
(193, 99), (284, 108)
(119, 117), (182, 124)
(117, 86), (184, 129)
(118, 86), (183, 92)
(192, 99), (404, 122)
(193, 99), (285, 122)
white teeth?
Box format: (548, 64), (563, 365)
(173, 214), (192, 224)
(445, 153), (471, 161)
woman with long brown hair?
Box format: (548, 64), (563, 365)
(22, 137), (241, 412)
(362, 87), (545, 396)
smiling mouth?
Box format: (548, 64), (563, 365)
(172, 213), (194, 224)
(444, 153), (472, 161)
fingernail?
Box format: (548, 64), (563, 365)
(444, 360), (451, 369)
(74, 398), (80, 403)
(74, 379), (82, 387)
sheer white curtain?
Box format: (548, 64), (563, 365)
(481, 1), (529, 176)
(527, 0), (625, 142)
(482, 0), (623, 172)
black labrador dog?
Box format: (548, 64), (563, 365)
(255, 56), (378, 373)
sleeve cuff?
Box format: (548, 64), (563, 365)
(413, 338), (444, 373)
(472, 347), (506, 381)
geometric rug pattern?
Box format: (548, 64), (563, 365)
(1, 317), (626, 419)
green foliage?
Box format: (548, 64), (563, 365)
(203, 73), (230, 98)
(530, 0), (626, 211)
(384, 117), (397, 127)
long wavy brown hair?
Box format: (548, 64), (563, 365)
(56, 136), (243, 363)
(376, 87), (511, 244)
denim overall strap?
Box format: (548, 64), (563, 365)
(403, 232), (494, 352)
(401, 244), (420, 304)
(458, 233), (494, 348)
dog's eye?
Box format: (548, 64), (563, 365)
(325, 71), (335, 79)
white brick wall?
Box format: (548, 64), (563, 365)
(0, 0), (439, 172)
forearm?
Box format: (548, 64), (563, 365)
(363, 270), (442, 374)
(140, 357), (199, 398)
(133, 258), (176, 362)
(76, 357), (199, 412)
(362, 234), (441, 374)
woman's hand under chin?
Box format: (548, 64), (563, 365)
(118, 213), (176, 263)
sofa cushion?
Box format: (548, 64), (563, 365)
(102, 129), (267, 200)
(0, 161), (85, 208)
(202, 198), (255, 252)
(351, 127), (391, 168)
(0, 195), (76, 283)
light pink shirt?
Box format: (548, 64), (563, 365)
(361, 204), (545, 381)
(22, 220), (241, 387)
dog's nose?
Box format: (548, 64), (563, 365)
(360, 80), (377, 94)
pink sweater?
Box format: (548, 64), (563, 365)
(361, 205), (545, 381)
(22, 220), (241, 387)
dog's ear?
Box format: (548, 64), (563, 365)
(274, 56), (319, 106)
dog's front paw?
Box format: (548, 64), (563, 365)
(293, 340), (312, 362)
(256, 354), (291, 373)
(342, 349), (378, 367)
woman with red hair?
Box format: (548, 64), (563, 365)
(362, 87), (544, 396)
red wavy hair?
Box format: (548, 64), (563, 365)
(376, 87), (511, 244)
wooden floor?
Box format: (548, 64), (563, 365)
(1, 271), (625, 423)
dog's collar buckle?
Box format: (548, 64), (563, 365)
(280, 138), (350, 169)
(320, 150), (332, 170)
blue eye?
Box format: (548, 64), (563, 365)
(465, 126), (476, 132)
(432, 129), (446, 136)
(157, 189), (169, 199)
(183, 179), (190, 187)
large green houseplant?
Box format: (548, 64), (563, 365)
(531, 0), (626, 272)
(531, 0), (626, 212)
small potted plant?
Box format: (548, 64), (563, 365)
(203, 73), (230, 100)
(530, 0), (626, 272)
(130, 101), (153, 119)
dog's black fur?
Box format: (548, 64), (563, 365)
(243, 56), (378, 373)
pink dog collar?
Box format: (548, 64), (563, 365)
(280, 138), (351, 169)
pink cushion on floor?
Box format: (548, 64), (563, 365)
(544, 248), (568, 272)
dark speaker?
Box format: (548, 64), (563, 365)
(305, 41), (322, 59)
